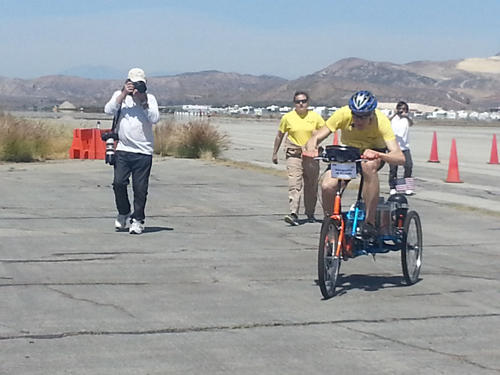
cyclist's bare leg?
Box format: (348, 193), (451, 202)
(321, 173), (339, 216)
(321, 171), (338, 216)
(361, 159), (382, 225)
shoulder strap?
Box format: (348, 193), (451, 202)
(111, 106), (122, 133)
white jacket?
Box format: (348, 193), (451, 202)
(104, 91), (160, 155)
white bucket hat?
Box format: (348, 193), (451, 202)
(127, 68), (146, 83)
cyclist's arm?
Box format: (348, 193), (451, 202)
(380, 139), (405, 165)
(304, 125), (332, 151)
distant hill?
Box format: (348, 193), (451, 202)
(59, 65), (127, 80)
(148, 71), (288, 107)
(150, 70), (185, 77)
(258, 56), (500, 110)
(0, 71), (288, 110)
(2, 56), (500, 111)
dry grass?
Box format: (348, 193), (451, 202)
(0, 114), (229, 163)
(0, 113), (72, 162)
(153, 119), (178, 156)
(154, 119), (230, 159)
(213, 158), (287, 177)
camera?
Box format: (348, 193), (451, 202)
(132, 81), (147, 94)
(101, 132), (119, 165)
(124, 80), (147, 95)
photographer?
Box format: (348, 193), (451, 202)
(388, 101), (414, 196)
(104, 68), (160, 234)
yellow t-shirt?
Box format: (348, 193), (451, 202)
(325, 106), (395, 152)
(279, 110), (325, 146)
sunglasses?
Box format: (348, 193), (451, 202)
(352, 112), (372, 119)
(294, 99), (308, 104)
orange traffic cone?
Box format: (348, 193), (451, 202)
(488, 134), (499, 164)
(445, 139), (463, 183)
(428, 131), (439, 162)
(333, 131), (339, 145)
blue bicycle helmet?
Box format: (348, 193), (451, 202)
(348, 90), (378, 113)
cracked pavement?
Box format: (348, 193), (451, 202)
(0, 119), (499, 374)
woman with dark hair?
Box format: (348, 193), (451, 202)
(272, 91), (325, 226)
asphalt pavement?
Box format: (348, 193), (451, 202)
(0, 118), (499, 374)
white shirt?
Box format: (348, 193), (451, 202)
(391, 115), (411, 151)
(104, 91), (160, 155)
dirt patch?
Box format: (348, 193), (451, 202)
(456, 57), (500, 73)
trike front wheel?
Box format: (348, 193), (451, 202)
(318, 217), (342, 299)
(401, 210), (423, 285)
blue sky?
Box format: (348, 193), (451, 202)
(1, 0), (499, 79)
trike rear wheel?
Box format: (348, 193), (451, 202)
(401, 210), (423, 285)
(318, 217), (342, 299)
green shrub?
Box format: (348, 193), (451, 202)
(0, 113), (72, 162)
(154, 120), (230, 159)
(3, 138), (46, 162)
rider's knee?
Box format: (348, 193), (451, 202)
(321, 177), (338, 192)
(361, 161), (380, 178)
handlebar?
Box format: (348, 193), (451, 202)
(304, 145), (382, 164)
(305, 145), (365, 163)
(314, 157), (367, 163)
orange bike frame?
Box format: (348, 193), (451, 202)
(331, 191), (345, 258)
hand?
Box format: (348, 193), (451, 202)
(272, 153), (278, 164)
(361, 149), (380, 160)
(123, 81), (135, 95)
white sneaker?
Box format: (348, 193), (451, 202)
(284, 213), (299, 226)
(405, 189), (413, 196)
(390, 189), (397, 195)
(115, 213), (130, 231)
(129, 219), (144, 235)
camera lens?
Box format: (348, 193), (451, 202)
(134, 82), (147, 94)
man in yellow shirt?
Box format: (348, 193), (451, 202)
(304, 90), (404, 239)
(272, 91), (325, 226)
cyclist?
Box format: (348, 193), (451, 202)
(304, 90), (405, 239)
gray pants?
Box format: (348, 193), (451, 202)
(113, 151), (153, 222)
(389, 149), (413, 189)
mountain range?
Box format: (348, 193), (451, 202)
(2, 55), (500, 111)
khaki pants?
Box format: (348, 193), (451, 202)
(285, 139), (319, 216)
